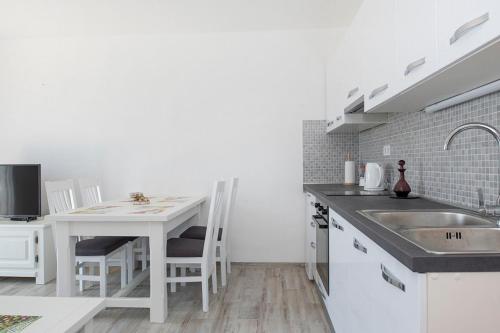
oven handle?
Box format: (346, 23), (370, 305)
(313, 215), (329, 229)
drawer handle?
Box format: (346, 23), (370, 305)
(347, 87), (359, 98)
(310, 242), (316, 249)
(381, 264), (406, 292)
(310, 221), (315, 228)
(404, 57), (426, 76)
(369, 83), (388, 99)
(331, 219), (344, 231)
(450, 12), (490, 45)
(353, 238), (367, 253)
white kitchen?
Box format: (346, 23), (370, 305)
(0, 1), (499, 332)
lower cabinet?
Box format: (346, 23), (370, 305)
(329, 208), (425, 333)
(328, 206), (500, 333)
(304, 193), (316, 280)
(0, 222), (56, 285)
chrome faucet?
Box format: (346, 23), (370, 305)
(444, 122), (500, 226)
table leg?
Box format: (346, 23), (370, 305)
(149, 223), (167, 323)
(56, 221), (76, 297)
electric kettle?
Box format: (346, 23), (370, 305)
(364, 163), (385, 191)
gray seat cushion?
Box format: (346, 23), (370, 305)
(167, 238), (204, 257)
(179, 226), (223, 241)
(76, 236), (135, 256)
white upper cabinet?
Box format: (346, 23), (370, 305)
(437, 0), (500, 66)
(395, 0), (438, 93)
(359, 0), (397, 112)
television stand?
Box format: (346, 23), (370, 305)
(10, 217), (37, 222)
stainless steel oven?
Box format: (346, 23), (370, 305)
(313, 201), (329, 295)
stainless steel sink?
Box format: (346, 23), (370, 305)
(400, 227), (500, 254)
(357, 209), (500, 254)
(358, 209), (495, 230)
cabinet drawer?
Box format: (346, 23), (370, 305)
(437, 0), (500, 66)
(0, 230), (36, 269)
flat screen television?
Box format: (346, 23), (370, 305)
(0, 164), (41, 221)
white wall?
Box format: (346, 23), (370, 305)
(0, 26), (344, 261)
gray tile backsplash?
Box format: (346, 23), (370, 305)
(303, 92), (500, 209)
(303, 120), (358, 184)
(360, 91), (500, 208)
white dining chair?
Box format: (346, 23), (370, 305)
(46, 179), (129, 297)
(166, 180), (225, 312)
(179, 177), (238, 286)
(78, 178), (148, 283)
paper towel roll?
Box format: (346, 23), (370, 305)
(345, 161), (355, 185)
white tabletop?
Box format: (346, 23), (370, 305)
(46, 195), (206, 222)
(0, 296), (105, 333)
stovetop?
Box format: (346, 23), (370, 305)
(321, 189), (390, 196)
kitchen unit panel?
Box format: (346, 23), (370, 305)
(437, 0), (500, 66)
(395, 0), (438, 93)
(305, 193), (316, 280)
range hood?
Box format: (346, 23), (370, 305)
(344, 95), (364, 114)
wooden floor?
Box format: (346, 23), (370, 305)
(0, 263), (332, 333)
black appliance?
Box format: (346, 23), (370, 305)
(313, 200), (329, 295)
(0, 164), (41, 221)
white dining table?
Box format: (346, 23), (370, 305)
(47, 195), (206, 323)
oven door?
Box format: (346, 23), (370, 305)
(314, 215), (329, 295)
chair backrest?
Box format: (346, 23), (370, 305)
(202, 180), (225, 266)
(45, 179), (77, 214)
(78, 178), (102, 206)
(220, 177), (239, 245)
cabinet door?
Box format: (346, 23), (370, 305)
(304, 193), (316, 280)
(329, 208), (426, 333)
(328, 209), (356, 333)
(0, 230), (36, 269)
(395, 0), (438, 92)
(360, 0), (398, 112)
(326, 38), (351, 129)
(437, 0), (500, 66)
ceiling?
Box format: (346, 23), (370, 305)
(0, 0), (363, 38)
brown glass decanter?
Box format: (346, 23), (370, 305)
(393, 160), (411, 198)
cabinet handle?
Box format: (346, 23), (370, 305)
(369, 83), (388, 99)
(347, 87), (359, 98)
(310, 221), (315, 228)
(450, 12), (490, 45)
(353, 238), (367, 254)
(336, 116), (342, 121)
(381, 264), (406, 292)
(310, 242), (316, 249)
(331, 220), (344, 231)
(404, 57), (426, 76)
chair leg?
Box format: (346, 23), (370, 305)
(220, 252), (227, 287)
(99, 259), (107, 297)
(126, 242), (134, 284)
(211, 264), (218, 294)
(180, 267), (186, 287)
(141, 238), (148, 271)
(170, 264), (176, 292)
(79, 263), (84, 292)
(201, 265), (209, 312)
(120, 248), (127, 289)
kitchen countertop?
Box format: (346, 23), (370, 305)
(304, 183), (500, 273)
